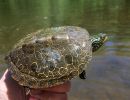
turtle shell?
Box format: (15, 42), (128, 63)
(5, 26), (92, 88)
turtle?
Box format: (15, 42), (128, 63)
(5, 26), (107, 94)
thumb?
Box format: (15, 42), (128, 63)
(31, 91), (67, 100)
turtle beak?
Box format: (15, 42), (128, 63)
(100, 33), (107, 42)
(103, 36), (108, 42)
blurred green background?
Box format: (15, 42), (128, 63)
(0, 0), (130, 100)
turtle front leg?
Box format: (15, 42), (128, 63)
(79, 70), (86, 79)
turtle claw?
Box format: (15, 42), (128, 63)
(25, 87), (31, 95)
(79, 70), (86, 79)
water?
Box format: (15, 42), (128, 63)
(0, 0), (130, 100)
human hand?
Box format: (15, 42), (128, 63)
(29, 81), (70, 100)
(0, 69), (29, 100)
(0, 69), (71, 100)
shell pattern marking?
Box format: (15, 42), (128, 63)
(6, 26), (92, 88)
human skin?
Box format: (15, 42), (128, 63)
(0, 69), (71, 100)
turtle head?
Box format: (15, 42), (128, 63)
(91, 33), (107, 52)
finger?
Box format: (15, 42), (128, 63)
(29, 96), (38, 100)
(30, 81), (71, 95)
(43, 81), (71, 93)
(30, 89), (43, 96)
(32, 92), (67, 100)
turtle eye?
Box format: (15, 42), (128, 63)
(99, 33), (107, 42)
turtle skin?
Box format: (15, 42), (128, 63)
(5, 26), (92, 88)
